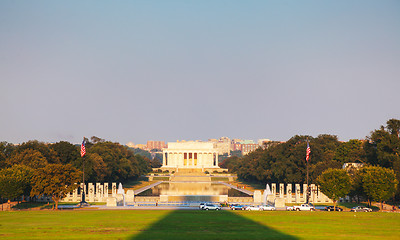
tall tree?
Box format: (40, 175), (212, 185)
(6, 149), (48, 169)
(366, 119), (400, 198)
(317, 169), (351, 210)
(50, 141), (80, 165)
(0, 142), (16, 169)
(361, 166), (398, 210)
(334, 139), (366, 164)
(0, 165), (34, 207)
(30, 164), (81, 210)
(13, 140), (60, 164)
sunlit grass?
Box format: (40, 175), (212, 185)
(0, 210), (399, 239)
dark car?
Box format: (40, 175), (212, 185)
(324, 206), (343, 211)
(230, 204), (245, 210)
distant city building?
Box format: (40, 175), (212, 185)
(208, 137), (231, 155)
(134, 144), (147, 150)
(232, 143), (242, 151)
(147, 141), (167, 150)
(161, 141), (219, 170)
(258, 139), (271, 146)
(241, 143), (259, 155)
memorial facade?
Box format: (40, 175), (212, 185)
(161, 141), (220, 170)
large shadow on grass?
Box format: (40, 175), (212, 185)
(130, 210), (297, 240)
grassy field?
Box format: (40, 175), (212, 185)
(1, 210), (399, 239)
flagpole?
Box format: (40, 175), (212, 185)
(306, 139), (310, 204)
(79, 138), (88, 207)
(306, 154), (309, 203)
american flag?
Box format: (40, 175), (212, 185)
(306, 142), (311, 161)
(80, 139), (86, 157)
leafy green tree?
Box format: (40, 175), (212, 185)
(50, 141), (80, 165)
(130, 148), (152, 159)
(317, 169), (351, 210)
(0, 165), (34, 207)
(13, 140), (60, 164)
(233, 134), (341, 184)
(346, 166), (367, 203)
(150, 157), (162, 168)
(88, 141), (151, 182)
(30, 164), (81, 210)
(365, 119), (400, 198)
(0, 142), (16, 170)
(6, 149), (48, 169)
(310, 160), (342, 182)
(387, 119), (400, 137)
(334, 139), (366, 164)
(219, 155), (240, 170)
(361, 166), (398, 210)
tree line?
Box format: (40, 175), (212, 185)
(220, 119), (400, 200)
(0, 136), (152, 208)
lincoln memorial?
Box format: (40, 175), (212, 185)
(161, 141), (220, 171)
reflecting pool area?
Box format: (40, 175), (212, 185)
(136, 182), (251, 197)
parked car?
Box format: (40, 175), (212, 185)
(324, 206), (343, 211)
(286, 206), (294, 211)
(293, 204), (315, 211)
(245, 205), (261, 211)
(230, 204), (245, 210)
(260, 205), (276, 211)
(199, 203), (206, 209)
(351, 206), (372, 212)
(203, 203), (221, 211)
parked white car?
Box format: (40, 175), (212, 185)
(203, 203), (221, 211)
(351, 206), (372, 212)
(293, 204), (315, 211)
(260, 205), (276, 211)
(245, 205), (261, 211)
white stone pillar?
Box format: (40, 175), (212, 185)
(104, 183), (108, 199)
(162, 150), (166, 166)
(73, 187), (78, 202)
(295, 184), (300, 203)
(172, 152), (176, 166)
(303, 184), (308, 203)
(88, 183), (95, 202)
(279, 183), (284, 198)
(310, 184), (316, 203)
(286, 184), (292, 203)
(271, 183), (276, 196)
(112, 182), (117, 197)
(253, 190), (262, 204)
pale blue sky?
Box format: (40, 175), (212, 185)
(1, 1), (399, 144)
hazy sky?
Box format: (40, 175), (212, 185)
(1, 1), (399, 145)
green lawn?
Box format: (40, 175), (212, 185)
(1, 210), (399, 239)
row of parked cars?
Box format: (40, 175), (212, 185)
(199, 202), (373, 212)
(231, 204), (276, 211)
(286, 203), (373, 212)
(199, 203), (276, 211)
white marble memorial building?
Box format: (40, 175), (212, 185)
(161, 141), (220, 170)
